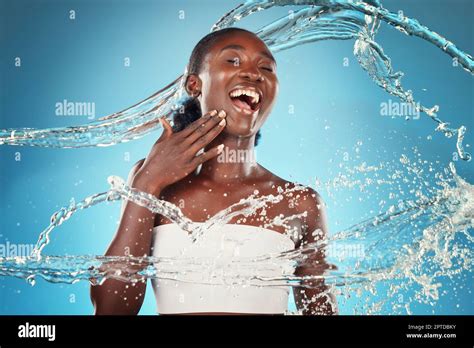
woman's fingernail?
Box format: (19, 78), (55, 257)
(218, 110), (226, 118)
(210, 110), (218, 116)
(217, 144), (225, 153)
(218, 119), (226, 127)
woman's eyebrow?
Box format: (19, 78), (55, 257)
(219, 44), (277, 65)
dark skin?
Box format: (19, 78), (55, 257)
(90, 31), (337, 315)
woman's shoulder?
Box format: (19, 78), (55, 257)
(258, 167), (326, 243)
(258, 165), (324, 218)
(259, 164), (321, 198)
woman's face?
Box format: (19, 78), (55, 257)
(187, 32), (279, 140)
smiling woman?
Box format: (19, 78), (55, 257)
(90, 27), (337, 316)
(172, 28), (276, 146)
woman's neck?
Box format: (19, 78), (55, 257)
(199, 134), (259, 183)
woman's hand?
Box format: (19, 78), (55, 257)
(132, 109), (227, 195)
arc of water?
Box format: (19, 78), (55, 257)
(1, 0), (472, 160)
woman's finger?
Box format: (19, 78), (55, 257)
(184, 110), (226, 145)
(190, 144), (225, 167)
(179, 110), (219, 138)
(155, 117), (173, 143)
(161, 117), (173, 135)
(187, 117), (226, 154)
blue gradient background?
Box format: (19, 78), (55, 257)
(0, 0), (472, 314)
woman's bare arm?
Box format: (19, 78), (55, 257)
(293, 190), (338, 315)
(90, 158), (159, 315)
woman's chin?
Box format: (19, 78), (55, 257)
(220, 125), (256, 141)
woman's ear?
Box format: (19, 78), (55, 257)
(185, 74), (202, 98)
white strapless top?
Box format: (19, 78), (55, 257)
(150, 223), (295, 314)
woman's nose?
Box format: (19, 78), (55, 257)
(238, 67), (264, 82)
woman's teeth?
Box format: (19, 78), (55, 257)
(229, 89), (260, 105)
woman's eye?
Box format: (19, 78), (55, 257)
(226, 58), (273, 72)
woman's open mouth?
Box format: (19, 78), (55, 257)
(228, 87), (262, 115)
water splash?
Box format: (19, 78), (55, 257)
(0, 0), (471, 160)
(30, 175), (311, 259)
(1, 0), (472, 315)
(1, 153), (472, 314)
